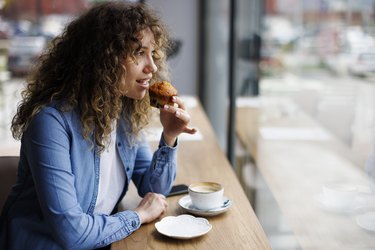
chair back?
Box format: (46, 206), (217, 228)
(0, 156), (19, 212)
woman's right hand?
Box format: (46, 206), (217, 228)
(134, 192), (168, 224)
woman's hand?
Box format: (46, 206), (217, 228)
(134, 193), (168, 224)
(160, 96), (197, 146)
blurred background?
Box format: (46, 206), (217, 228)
(1, 0), (375, 249)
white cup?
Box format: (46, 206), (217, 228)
(188, 182), (224, 210)
(322, 182), (357, 206)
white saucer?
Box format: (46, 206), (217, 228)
(315, 193), (366, 214)
(178, 195), (232, 216)
(155, 214), (212, 239)
(356, 212), (375, 232)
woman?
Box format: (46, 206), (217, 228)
(0, 2), (196, 249)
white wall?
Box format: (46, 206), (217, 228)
(146, 0), (199, 95)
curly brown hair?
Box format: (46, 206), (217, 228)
(11, 1), (171, 151)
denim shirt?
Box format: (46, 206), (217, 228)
(0, 104), (177, 249)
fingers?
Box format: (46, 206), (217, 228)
(156, 193), (168, 214)
(171, 96), (185, 110)
(136, 193), (168, 224)
(163, 104), (191, 123)
(145, 192), (167, 204)
(163, 96), (190, 121)
(162, 97), (198, 135)
(184, 127), (198, 134)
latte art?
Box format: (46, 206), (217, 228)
(191, 186), (218, 193)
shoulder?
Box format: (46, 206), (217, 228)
(22, 105), (73, 145)
(34, 104), (69, 123)
(29, 104), (78, 133)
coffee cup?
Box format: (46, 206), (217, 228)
(188, 182), (224, 210)
(322, 182), (357, 206)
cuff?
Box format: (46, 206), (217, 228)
(159, 133), (179, 149)
(117, 210), (141, 233)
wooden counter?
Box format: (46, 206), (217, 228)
(112, 96), (271, 250)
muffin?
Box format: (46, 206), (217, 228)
(149, 81), (178, 108)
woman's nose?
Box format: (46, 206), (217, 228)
(144, 56), (158, 73)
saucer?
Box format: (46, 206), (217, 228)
(155, 214), (212, 239)
(315, 193), (366, 214)
(356, 212), (375, 232)
(178, 195), (232, 216)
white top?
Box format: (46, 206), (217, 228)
(94, 124), (126, 214)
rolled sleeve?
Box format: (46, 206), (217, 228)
(159, 133), (179, 149)
(133, 134), (178, 196)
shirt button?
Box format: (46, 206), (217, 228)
(132, 220), (137, 228)
(126, 167), (130, 171)
(117, 142), (122, 147)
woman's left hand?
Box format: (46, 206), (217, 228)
(160, 96), (197, 146)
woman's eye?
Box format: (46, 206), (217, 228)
(134, 50), (144, 56)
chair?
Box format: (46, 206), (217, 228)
(0, 156), (19, 212)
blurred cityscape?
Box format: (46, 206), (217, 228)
(262, 0), (375, 77)
(259, 0), (375, 168)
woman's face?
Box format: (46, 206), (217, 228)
(120, 28), (158, 99)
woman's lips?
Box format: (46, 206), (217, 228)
(136, 79), (150, 88)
